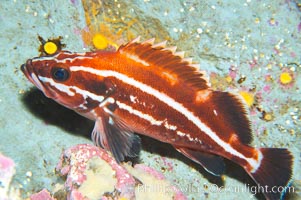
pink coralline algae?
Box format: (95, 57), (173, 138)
(131, 164), (187, 200)
(53, 144), (187, 200)
(30, 189), (55, 200)
(56, 144), (136, 200)
(0, 153), (18, 200)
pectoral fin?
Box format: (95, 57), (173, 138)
(175, 147), (225, 176)
(92, 113), (141, 163)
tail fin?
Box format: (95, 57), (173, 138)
(249, 148), (293, 200)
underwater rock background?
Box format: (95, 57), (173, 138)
(0, 0), (300, 199)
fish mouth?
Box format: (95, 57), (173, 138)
(20, 59), (57, 98)
(21, 59), (38, 87)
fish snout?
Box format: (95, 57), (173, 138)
(20, 59), (33, 74)
(20, 63), (26, 72)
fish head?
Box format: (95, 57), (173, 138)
(21, 51), (107, 113)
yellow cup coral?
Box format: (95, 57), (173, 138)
(239, 91), (255, 108)
(43, 41), (58, 55)
(92, 34), (109, 50)
(279, 72), (293, 85)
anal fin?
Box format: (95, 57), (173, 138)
(175, 147), (225, 176)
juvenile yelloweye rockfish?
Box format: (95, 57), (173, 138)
(21, 37), (293, 200)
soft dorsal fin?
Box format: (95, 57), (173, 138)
(211, 91), (253, 144)
(118, 37), (210, 90)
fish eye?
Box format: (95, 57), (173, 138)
(51, 67), (69, 81)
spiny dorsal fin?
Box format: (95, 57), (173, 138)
(119, 38), (210, 90)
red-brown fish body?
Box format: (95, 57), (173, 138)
(21, 38), (293, 200)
